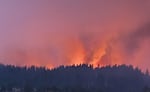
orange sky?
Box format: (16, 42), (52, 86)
(0, 0), (150, 70)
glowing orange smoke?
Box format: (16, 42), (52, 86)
(0, 0), (150, 71)
(2, 37), (123, 69)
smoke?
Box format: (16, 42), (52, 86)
(0, 0), (150, 70)
(123, 23), (150, 54)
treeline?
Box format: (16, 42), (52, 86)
(0, 64), (150, 92)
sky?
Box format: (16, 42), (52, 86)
(0, 0), (150, 70)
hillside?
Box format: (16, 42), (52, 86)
(0, 64), (150, 92)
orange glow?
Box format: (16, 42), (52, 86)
(89, 45), (106, 67)
(63, 38), (85, 65)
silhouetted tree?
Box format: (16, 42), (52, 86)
(0, 64), (149, 92)
(23, 84), (33, 92)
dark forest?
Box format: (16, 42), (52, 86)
(0, 64), (150, 92)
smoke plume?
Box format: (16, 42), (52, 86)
(0, 0), (150, 70)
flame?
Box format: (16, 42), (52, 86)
(2, 37), (124, 69)
(64, 38), (85, 65)
(89, 46), (106, 67)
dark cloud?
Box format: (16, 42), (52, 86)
(121, 23), (150, 54)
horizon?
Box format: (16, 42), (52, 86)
(0, 63), (146, 73)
